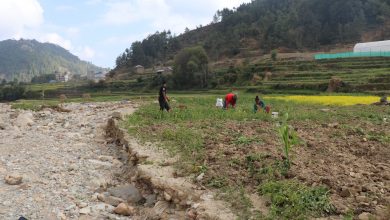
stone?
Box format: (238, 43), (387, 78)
(186, 209), (197, 220)
(145, 194), (157, 207)
(14, 112), (34, 127)
(65, 204), (76, 211)
(91, 203), (113, 212)
(4, 174), (23, 185)
(0, 122), (6, 130)
(68, 163), (78, 171)
(164, 191), (172, 201)
(356, 196), (369, 203)
(113, 203), (135, 216)
(79, 207), (91, 215)
(358, 212), (372, 220)
(78, 202), (88, 208)
(111, 112), (122, 120)
(340, 188), (351, 198)
(108, 184), (143, 204)
(98, 193), (125, 207)
(151, 201), (170, 217)
(196, 173), (205, 182)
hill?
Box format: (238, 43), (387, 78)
(112, 0), (390, 75)
(0, 39), (103, 82)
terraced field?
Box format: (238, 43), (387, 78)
(237, 57), (390, 94)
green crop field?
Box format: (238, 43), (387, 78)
(124, 93), (390, 219)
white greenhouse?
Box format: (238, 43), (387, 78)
(353, 40), (390, 52)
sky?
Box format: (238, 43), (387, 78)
(0, 0), (252, 68)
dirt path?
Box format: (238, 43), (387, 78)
(0, 102), (136, 220)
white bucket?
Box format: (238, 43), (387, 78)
(216, 98), (223, 108)
(272, 112), (279, 118)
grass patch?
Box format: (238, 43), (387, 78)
(259, 180), (335, 219)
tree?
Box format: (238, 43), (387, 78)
(271, 49), (278, 61)
(173, 46), (209, 89)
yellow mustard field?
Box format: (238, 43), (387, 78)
(267, 95), (379, 106)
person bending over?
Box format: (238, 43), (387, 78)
(224, 93), (237, 109)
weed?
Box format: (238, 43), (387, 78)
(207, 176), (228, 188)
(258, 180), (335, 219)
(234, 135), (259, 146)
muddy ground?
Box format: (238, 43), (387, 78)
(200, 117), (390, 218)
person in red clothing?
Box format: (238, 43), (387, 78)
(224, 93), (237, 109)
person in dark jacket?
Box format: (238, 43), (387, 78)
(158, 81), (170, 112)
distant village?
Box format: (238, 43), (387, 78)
(52, 70), (108, 83)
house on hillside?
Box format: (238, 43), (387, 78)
(156, 66), (173, 75)
(134, 65), (145, 74)
(94, 71), (107, 82)
(56, 71), (72, 82)
(354, 40), (390, 52)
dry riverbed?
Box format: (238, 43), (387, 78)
(0, 102), (137, 219)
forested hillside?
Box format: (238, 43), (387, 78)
(0, 39), (103, 82)
(114, 0), (390, 70)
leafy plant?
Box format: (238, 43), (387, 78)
(259, 180), (335, 219)
(278, 113), (299, 169)
(234, 135), (258, 146)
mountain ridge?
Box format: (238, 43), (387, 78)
(0, 39), (103, 82)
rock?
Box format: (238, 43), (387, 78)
(111, 112), (122, 120)
(68, 163), (78, 171)
(79, 207), (91, 215)
(145, 194), (157, 207)
(328, 123), (339, 128)
(164, 191), (172, 201)
(4, 174), (23, 185)
(113, 203), (135, 216)
(340, 187), (351, 198)
(358, 212), (372, 220)
(78, 202), (88, 208)
(186, 209), (197, 220)
(356, 196), (369, 203)
(108, 184), (143, 204)
(0, 121), (6, 130)
(98, 193), (124, 206)
(321, 178), (332, 187)
(151, 201), (170, 217)
(333, 200), (348, 214)
(14, 112), (34, 127)
(65, 204), (76, 211)
(196, 173), (205, 182)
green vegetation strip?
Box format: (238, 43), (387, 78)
(124, 94), (351, 219)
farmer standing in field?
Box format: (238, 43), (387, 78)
(224, 92), (237, 109)
(159, 81), (170, 112)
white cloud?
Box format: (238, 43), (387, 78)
(65, 27), (80, 38)
(40, 33), (73, 50)
(55, 5), (76, 12)
(0, 0), (44, 39)
(102, 0), (170, 25)
(78, 46), (96, 60)
(100, 0), (251, 34)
